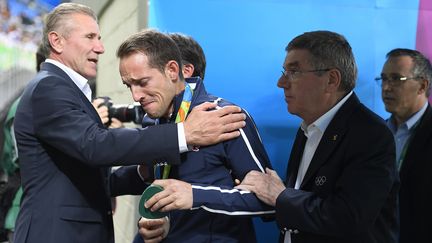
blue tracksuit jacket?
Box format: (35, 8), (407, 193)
(147, 77), (274, 243)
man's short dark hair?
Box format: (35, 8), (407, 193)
(169, 33), (206, 80)
(386, 48), (432, 96)
(287, 30), (357, 92)
(117, 29), (184, 80)
(36, 43), (46, 72)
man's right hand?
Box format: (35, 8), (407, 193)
(183, 102), (246, 146)
(138, 217), (169, 243)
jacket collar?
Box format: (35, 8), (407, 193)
(299, 93), (360, 188)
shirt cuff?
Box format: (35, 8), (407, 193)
(177, 123), (188, 153)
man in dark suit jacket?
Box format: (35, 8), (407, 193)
(377, 48), (432, 243)
(13, 3), (245, 243)
(237, 30), (398, 243)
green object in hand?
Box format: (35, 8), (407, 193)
(139, 184), (168, 219)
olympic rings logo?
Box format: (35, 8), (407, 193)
(315, 176), (327, 186)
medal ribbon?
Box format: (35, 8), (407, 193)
(156, 83), (193, 179)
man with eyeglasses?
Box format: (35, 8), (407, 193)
(236, 30), (398, 243)
(377, 48), (432, 243)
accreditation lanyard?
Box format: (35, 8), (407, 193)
(154, 83), (193, 179)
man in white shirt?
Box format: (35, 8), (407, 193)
(237, 30), (398, 243)
(12, 3), (245, 243)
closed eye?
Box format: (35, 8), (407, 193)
(122, 82), (131, 89)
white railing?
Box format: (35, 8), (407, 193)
(0, 40), (36, 114)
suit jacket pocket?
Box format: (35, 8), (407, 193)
(59, 206), (103, 223)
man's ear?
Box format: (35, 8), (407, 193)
(182, 63), (195, 79)
(418, 78), (429, 95)
(48, 31), (63, 54)
(166, 60), (181, 80)
(326, 68), (342, 92)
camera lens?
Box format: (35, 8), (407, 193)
(97, 97), (145, 125)
(109, 103), (145, 124)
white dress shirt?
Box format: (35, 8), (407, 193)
(45, 59), (92, 101)
(285, 91), (353, 243)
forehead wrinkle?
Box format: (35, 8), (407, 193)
(124, 76), (146, 85)
(284, 61), (301, 69)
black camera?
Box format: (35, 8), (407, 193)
(99, 97), (145, 125)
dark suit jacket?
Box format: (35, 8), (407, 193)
(276, 93), (399, 243)
(399, 105), (432, 243)
(13, 63), (180, 243)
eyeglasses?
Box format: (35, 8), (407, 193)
(280, 68), (331, 81)
(374, 75), (420, 87)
